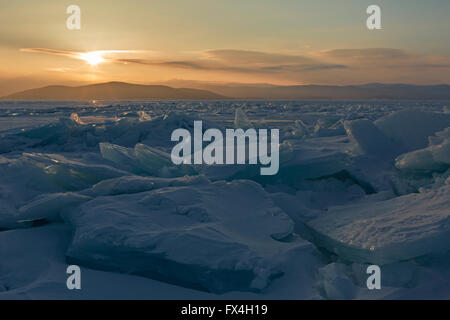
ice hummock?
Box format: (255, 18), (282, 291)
(375, 109), (450, 153)
(100, 142), (197, 177)
(344, 119), (396, 158)
(395, 127), (450, 173)
(285, 119), (310, 139)
(63, 179), (303, 293)
(307, 183), (450, 264)
(0, 111), (218, 153)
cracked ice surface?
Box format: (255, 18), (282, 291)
(0, 101), (450, 299)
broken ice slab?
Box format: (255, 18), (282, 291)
(20, 152), (128, 190)
(307, 184), (450, 264)
(0, 152), (128, 215)
(375, 109), (450, 153)
(344, 119), (396, 159)
(64, 179), (301, 293)
(14, 175), (209, 226)
(245, 136), (355, 187)
(99, 142), (144, 174)
(84, 174), (209, 197)
(18, 192), (92, 222)
(396, 127), (450, 173)
(134, 143), (197, 177)
(234, 108), (252, 129)
(99, 142), (197, 177)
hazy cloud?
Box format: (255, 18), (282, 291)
(318, 48), (450, 69)
(20, 48), (79, 58)
(322, 48), (411, 60)
(204, 49), (316, 65)
(20, 47), (348, 74)
(17, 46), (450, 85)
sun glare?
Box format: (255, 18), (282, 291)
(79, 51), (105, 66)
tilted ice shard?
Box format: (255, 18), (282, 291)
(137, 110), (152, 121)
(251, 136), (353, 187)
(234, 108), (252, 129)
(314, 119), (346, 137)
(290, 120), (310, 139)
(0, 111), (217, 153)
(99, 142), (143, 173)
(21, 152), (127, 190)
(395, 127), (450, 172)
(134, 143), (173, 172)
(99, 142), (197, 177)
(70, 113), (86, 125)
(134, 143), (196, 177)
(375, 109), (450, 153)
(0, 153), (127, 213)
(84, 174), (209, 197)
(344, 119), (395, 158)
(18, 192), (92, 222)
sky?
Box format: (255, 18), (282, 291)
(1, 0), (450, 95)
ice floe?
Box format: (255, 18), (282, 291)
(307, 183), (450, 264)
(63, 179), (305, 293)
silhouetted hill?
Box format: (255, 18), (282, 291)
(3, 81), (450, 100)
(197, 83), (450, 100)
(1, 82), (227, 100)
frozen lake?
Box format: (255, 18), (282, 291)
(0, 100), (449, 299)
(0, 100), (448, 131)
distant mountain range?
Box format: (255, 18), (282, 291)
(193, 83), (450, 100)
(1, 82), (226, 100)
(3, 81), (450, 100)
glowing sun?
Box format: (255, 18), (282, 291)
(79, 51), (105, 66)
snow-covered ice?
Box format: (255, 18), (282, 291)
(395, 127), (450, 173)
(64, 179), (308, 293)
(307, 183), (450, 264)
(0, 100), (449, 299)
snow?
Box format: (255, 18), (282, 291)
(0, 100), (450, 299)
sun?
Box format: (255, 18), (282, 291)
(79, 51), (105, 66)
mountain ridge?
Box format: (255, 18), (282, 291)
(1, 82), (227, 101)
(3, 81), (450, 100)
(192, 83), (450, 100)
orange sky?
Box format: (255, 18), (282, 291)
(1, 0), (450, 95)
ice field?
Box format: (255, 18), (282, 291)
(0, 100), (449, 299)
